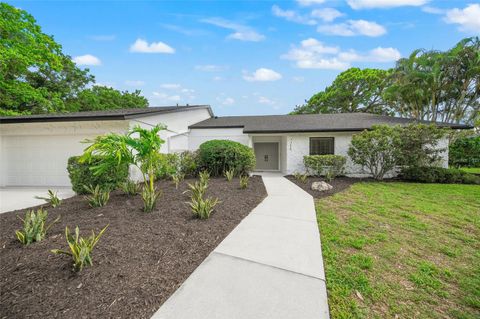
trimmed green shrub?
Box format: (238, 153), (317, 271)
(303, 155), (346, 179)
(177, 151), (199, 177)
(67, 155), (128, 194)
(198, 140), (255, 176)
(401, 166), (480, 184)
(449, 136), (480, 168)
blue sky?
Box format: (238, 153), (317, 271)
(9, 0), (480, 116)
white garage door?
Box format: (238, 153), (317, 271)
(3, 135), (90, 186)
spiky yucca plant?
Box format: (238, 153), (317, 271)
(120, 179), (141, 195)
(51, 225), (108, 272)
(189, 196), (219, 219)
(83, 184), (110, 207)
(142, 186), (161, 212)
(239, 175), (249, 189)
(224, 169), (235, 182)
(16, 208), (60, 245)
(172, 173), (185, 189)
(35, 189), (62, 208)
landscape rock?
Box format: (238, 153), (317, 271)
(311, 181), (333, 192)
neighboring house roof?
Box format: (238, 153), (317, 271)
(0, 105), (213, 124)
(189, 113), (472, 133)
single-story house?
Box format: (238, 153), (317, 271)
(0, 106), (470, 187)
(189, 113), (470, 176)
(0, 105), (212, 187)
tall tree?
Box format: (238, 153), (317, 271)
(0, 3), (148, 115)
(385, 37), (479, 124)
(66, 86), (148, 112)
(292, 68), (393, 115)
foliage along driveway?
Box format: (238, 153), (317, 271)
(315, 182), (479, 319)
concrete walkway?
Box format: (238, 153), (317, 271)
(152, 173), (330, 319)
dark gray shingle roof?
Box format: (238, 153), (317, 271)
(189, 113), (471, 133)
(0, 105), (213, 124)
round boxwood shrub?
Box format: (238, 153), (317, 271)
(67, 155), (129, 194)
(198, 140), (255, 176)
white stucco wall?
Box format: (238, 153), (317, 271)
(130, 107), (211, 153)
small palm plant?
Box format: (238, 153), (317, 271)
(84, 184), (110, 207)
(239, 175), (250, 189)
(16, 208), (60, 245)
(120, 179), (141, 195)
(35, 190), (62, 208)
(81, 125), (166, 212)
(51, 225), (108, 272)
(172, 173), (185, 189)
(224, 168), (235, 182)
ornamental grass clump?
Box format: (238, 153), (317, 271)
(120, 179), (141, 195)
(293, 172), (308, 183)
(83, 184), (110, 207)
(35, 189), (62, 208)
(199, 170), (210, 187)
(142, 186), (161, 212)
(16, 208), (60, 245)
(224, 168), (235, 182)
(51, 225), (108, 272)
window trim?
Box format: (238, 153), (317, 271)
(309, 137), (335, 155)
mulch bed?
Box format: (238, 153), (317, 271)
(0, 176), (267, 319)
(285, 175), (363, 199)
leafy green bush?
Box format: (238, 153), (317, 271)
(449, 136), (480, 168)
(167, 151), (199, 177)
(67, 155), (129, 194)
(16, 208), (60, 245)
(303, 155), (346, 180)
(51, 225), (108, 272)
(198, 140), (255, 176)
(84, 185), (110, 207)
(348, 125), (400, 180)
(35, 189), (62, 208)
(401, 166), (480, 184)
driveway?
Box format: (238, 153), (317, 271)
(0, 187), (75, 213)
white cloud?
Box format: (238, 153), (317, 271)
(292, 76), (305, 82)
(282, 38), (400, 70)
(243, 68), (282, 82)
(318, 19), (386, 37)
(129, 39), (175, 54)
(421, 6), (444, 14)
(348, 0), (428, 9)
(201, 17), (265, 42)
(72, 54), (101, 66)
(258, 96), (275, 105)
(272, 5), (316, 25)
(124, 80), (145, 86)
(153, 92), (181, 102)
(194, 64), (227, 72)
(296, 0), (325, 6)
(311, 8), (344, 22)
(160, 83), (182, 90)
(444, 4), (480, 33)
(221, 97), (235, 105)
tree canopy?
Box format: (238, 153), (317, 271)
(294, 38), (480, 125)
(0, 3), (148, 116)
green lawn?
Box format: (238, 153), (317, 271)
(460, 167), (480, 175)
(316, 182), (480, 319)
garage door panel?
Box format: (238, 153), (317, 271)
(4, 135), (93, 186)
